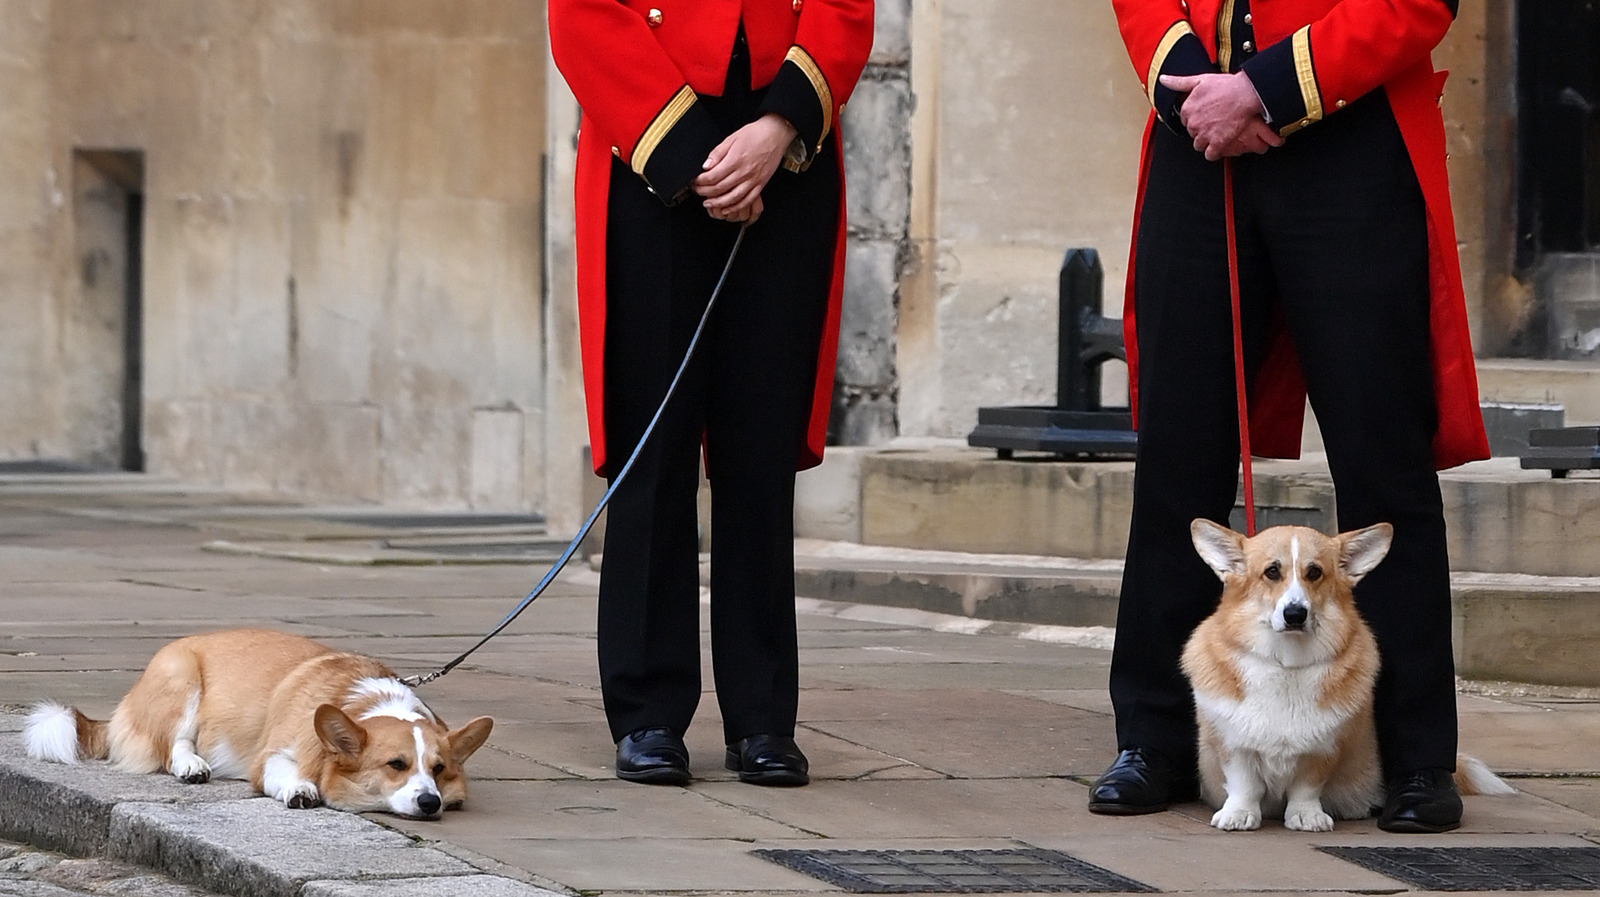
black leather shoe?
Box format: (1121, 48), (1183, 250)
(1087, 747), (1198, 815)
(1379, 768), (1462, 833)
(615, 726), (691, 785)
(725, 734), (809, 786)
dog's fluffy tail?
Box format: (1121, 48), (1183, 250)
(24, 702), (110, 764)
(1455, 753), (1515, 796)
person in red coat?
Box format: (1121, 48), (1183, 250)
(548, 0), (872, 787)
(1095, 0), (1488, 831)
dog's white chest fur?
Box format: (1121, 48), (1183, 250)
(1195, 651), (1351, 784)
(1202, 651), (1348, 748)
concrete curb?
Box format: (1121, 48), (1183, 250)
(0, 720), (566, 897)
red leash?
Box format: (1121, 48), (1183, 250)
(1222, 158), (1256, 536)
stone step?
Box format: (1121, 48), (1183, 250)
(1465, 358), (1600, 425)
(793, 539), (1600, 688)
(845, 450), (1600, 578)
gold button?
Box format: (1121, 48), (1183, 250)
(1244, 12), (1252, 24)
(1242, 40), (1253, 53)
(792, 0), (803, 10)
(647, 8), (662, 26)
(612, 146), (621, 157)
(1336, 99), (1347, 108)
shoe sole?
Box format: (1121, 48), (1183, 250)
(1087, 800), (1171, 816)
(725, 752), (809, 786)
(736, 769), (809, 786)
(616, 766), (691, 786)
(1377, 818), (1462, 834)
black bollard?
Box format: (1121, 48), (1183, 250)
(967, 248), (1137, 459)
(1521, 426), (1600, 477)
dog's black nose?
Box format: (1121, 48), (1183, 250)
(1282, 604), (1309, 630)
(417, 792), (442, 816)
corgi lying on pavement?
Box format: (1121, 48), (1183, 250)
(1181, 520), (1513, 832)
(23, 629), (493, 820)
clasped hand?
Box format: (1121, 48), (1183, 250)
(1159, 71), (1284, 161)
(692, 113), (798, 225)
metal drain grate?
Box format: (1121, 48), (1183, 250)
(754, 848), (1154, 893)
(1319, 846), (1600, 891)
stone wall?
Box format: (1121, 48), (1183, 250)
(0, 1), (549, 509)
(900, 0), (1147, 440)
(834, 0), (913, 446)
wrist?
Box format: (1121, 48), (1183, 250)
(1234, 71), (1270, 122)
(760, 112), (799, 143)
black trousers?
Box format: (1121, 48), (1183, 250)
(1110, 91), (1458, 778)
(596, 107), (839, 745)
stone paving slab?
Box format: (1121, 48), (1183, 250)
(299, 877), (561, 897)
(1459, 704), (1600, 775)
(1518, 779), (1600, 819)
(695, 778), (1191, 840)
(804, 708), (1112, 779)
(500, 839), (832, 893)
(385, 780), (808, 843)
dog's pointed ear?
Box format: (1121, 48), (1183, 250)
(1338, 522), (1394, 584)
(1190, 518), (1247, 580)
(314, 704), (367, 758)
(447, 716), (493, 764)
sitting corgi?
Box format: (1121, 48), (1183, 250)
(23, 628), (492, 820)
(1181, 521), (1512, 832)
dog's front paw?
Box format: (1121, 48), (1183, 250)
(1285, 805), (1334, 832)
(275, 783), (322, 810)
(286, 791), (323, 810)
(1211, 807), (1262, 831)
(170, 755), (211, 785)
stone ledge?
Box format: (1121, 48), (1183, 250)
(795, 539), (1122, 628)
(857, 450), (1600, 577)
(0, 727), (563, 897)
(794, 541), (1600, 688)
(0, 738), (254, 857)
(109, 801), (477, 897)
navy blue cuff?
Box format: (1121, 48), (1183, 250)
(1153, 32), (1217, 137)
(639, 103), (724, 206)
(1240, 38), (1306, 135)
(758, 59), (828, 154)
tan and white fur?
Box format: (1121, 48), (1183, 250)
(1181, 521), (1512, 832)
(23, 629), (493, 819)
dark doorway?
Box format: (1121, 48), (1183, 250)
(72, 150), (145, 471)
(1514, 2), (1600, 360)
(1517, 1), (1600, 262)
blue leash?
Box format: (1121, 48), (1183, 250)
(402, 222), (749, 688)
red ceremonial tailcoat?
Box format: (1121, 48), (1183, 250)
(1112, 0), (1490, 470)
(548, 0), (874, 475)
